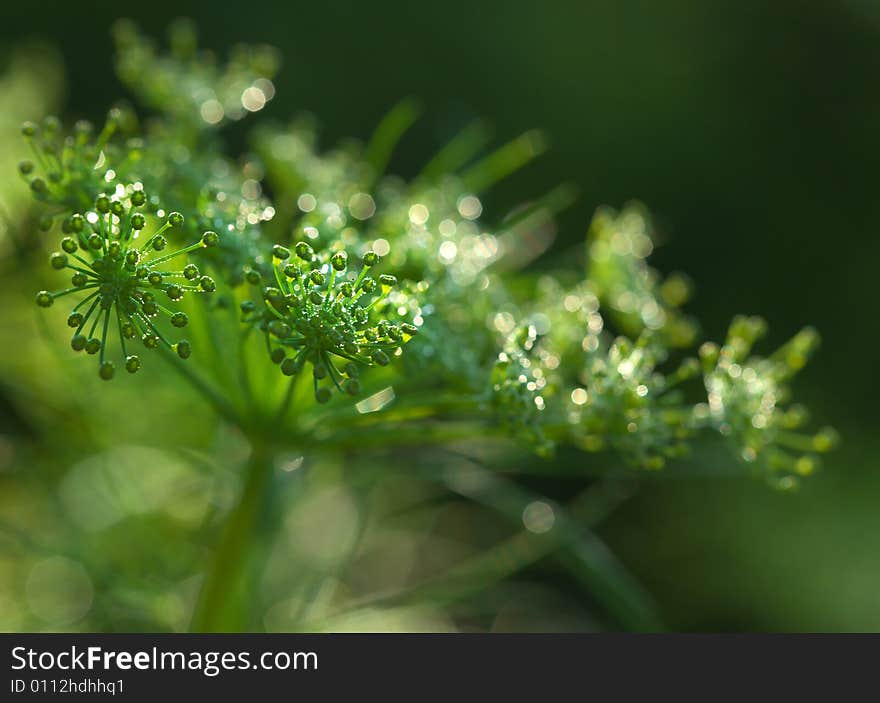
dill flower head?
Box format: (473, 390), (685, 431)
(18, 110), (136, 218)
(696, 315), (838, 488)
(113, 19), (280, 129)
(35, 186), (219, 379)
(587, 203), (698, 348)
(489, 323), (554, 455)
(241, 239), (418, 402)
(565, 335), (700, 469)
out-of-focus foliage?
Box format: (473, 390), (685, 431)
(0, 18), (840, 633)
(0, 44), (63, 260)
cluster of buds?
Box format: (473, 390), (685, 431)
(587, 203), (697, 348)
(696, 316), (838, 488)
(35, 186), (218, 379)
(565, 336), (700, 469)
(16, 19), (839, 486)
(240, 239), (418, 402)
(489, 324), (554, 455)
(113, 19), (280, 129)
(18, 110), (136, 219)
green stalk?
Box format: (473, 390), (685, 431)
(190, 441), (275, 632)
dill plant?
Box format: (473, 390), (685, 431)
(14, 20), (837, 631)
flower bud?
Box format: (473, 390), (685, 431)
(331, 251), (348, 271)
(176, 340), (192, 359)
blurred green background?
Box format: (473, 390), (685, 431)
(0, 0), (877, 631)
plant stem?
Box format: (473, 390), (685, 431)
(190, 441), (274, 632)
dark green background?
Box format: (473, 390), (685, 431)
(2, 0), (877, 630)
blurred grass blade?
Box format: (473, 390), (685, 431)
(363, 98), (422, 181)
(495, 183), (579, 270)
(393, 479), (636, 605)
(418, 120), (492, 180)
(439, 461), (660, 630)
(461, 129), (547, 193)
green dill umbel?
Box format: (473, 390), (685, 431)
(241, 239), (418, 402)
(11, 19), (841, 632)
(35, 185), (219, 379)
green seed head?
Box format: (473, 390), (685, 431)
(176, 340), (192, 359)
(295, 242), (314, 261)
(331, 251), (348, 271)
